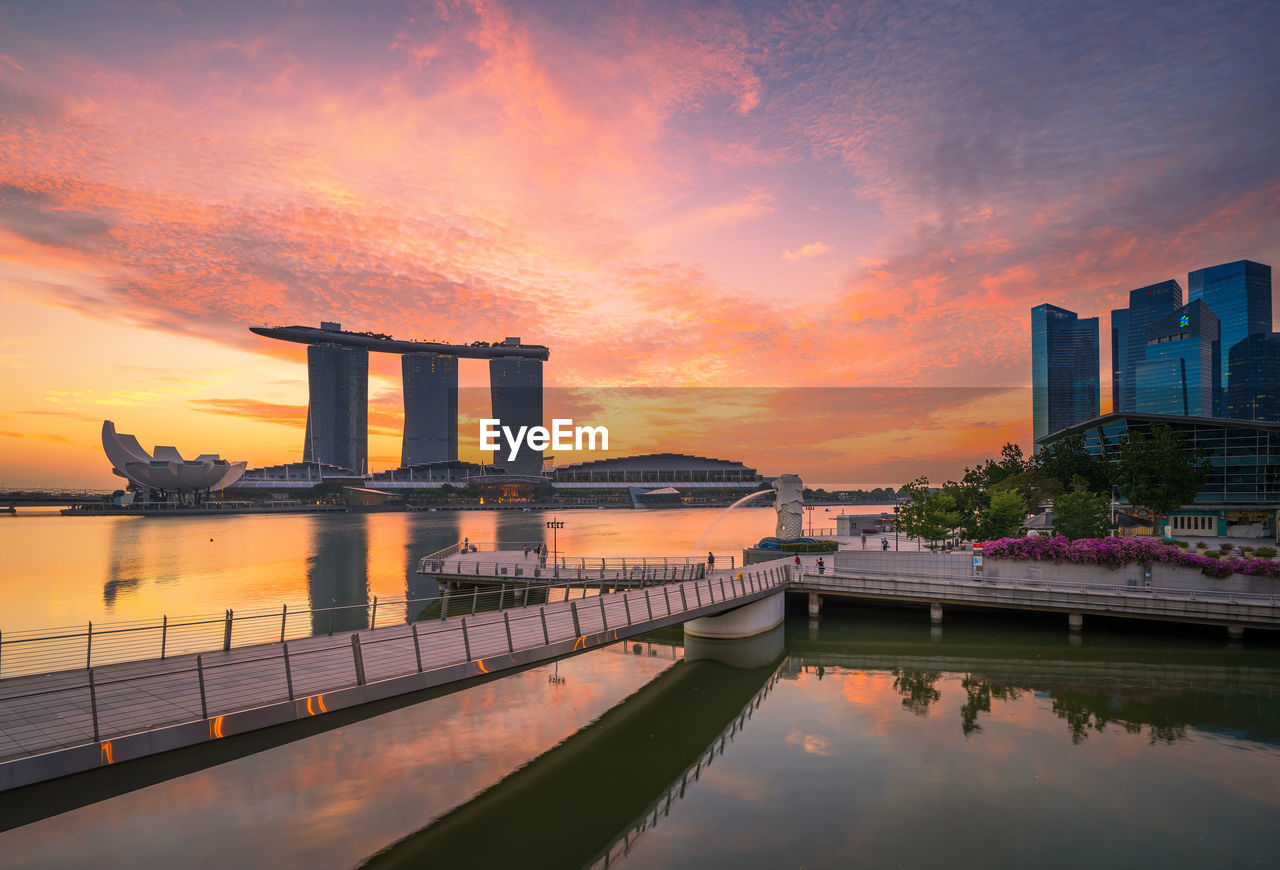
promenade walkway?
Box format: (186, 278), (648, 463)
(0, 559), (791, 793)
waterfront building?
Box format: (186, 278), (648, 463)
(1226, 332), (1280, 422)
(1188, 260), (1273, 415)
(1133, 300), (1219, 417)
(1036, 411), (1280, 535)
(489, 348), (544, 475)
(401, 352), (458, 466)
(1031, 303), (1100, 441)
(101, 420), (246, 497)
(303, 335), (368, 475)
(552, 453), (761, 490)
(1110, 280), (1183, 413)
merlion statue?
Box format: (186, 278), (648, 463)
(774, 474), (804, 539)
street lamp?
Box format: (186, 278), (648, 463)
(893, 504), (900, 551)
(546, 518), (565, 565)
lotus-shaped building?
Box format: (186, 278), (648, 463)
(101, 421), (247, 494)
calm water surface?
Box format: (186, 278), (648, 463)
(1, 511), (1278, 868)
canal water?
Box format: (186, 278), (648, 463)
(2, 510), (1279, 868)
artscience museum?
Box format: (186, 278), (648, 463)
(101, 420), (247, 499)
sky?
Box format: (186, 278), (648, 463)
(0, 0), (1277, 488)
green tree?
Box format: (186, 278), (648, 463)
(978, 488), (1025, 541)
(1035, 431), (1112, 494)
(1114, 424), (1209, 534)
(1052, 477), (1111, 540)
(990, 468), (1062, 509)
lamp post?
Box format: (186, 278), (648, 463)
(546, 518), (565, 565)
(893, 504), (900, 551)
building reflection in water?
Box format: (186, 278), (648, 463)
(308, 514), (370, 634)
(403, 513), (461, 622)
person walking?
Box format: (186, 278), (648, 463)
(817, 557), (825, 575)
(793, 553), (802, 571)
(708, 551), (715, 570)
(881, 538), (890, 551)
(861, 534), (866, 550)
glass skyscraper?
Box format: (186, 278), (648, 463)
(1189, 260), (1272, 415)
(1226, 333), (1280, 422)
(401, 352), (458, 466)
(489, 355), (544, 475)
(1110, 280), (1183, 412)
(1133, 300), (1219, 417)
(1032, 303), (1099, 442)
(303, 341), (368, 474)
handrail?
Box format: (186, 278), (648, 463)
(0, 563), (794, 768)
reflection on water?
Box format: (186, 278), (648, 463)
(307, 516), (369, 634)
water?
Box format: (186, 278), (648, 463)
(2, 510), (1279, 867)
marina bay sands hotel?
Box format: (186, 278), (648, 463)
(250, 322), (548, 475)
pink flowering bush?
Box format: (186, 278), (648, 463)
(983, 536), (1280, 580)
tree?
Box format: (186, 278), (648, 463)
(1114, 424), (1209, 534)
(1052, 478), (1111, 540)
(978, 488), (1025, 541)
(1035, 432), (1111, 494)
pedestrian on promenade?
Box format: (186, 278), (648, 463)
(881, 538), (889, 551)
(817, 557), (825, 574)
(708, 551), (715, 569)
(861, 534), (866, 550)
(793, 553), (802, 571)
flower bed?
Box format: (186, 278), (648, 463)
(983, 536), (1280, 579)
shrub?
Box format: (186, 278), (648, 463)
(1255, 547), (1277, 559)
(780, 540), (839, 552)
(982, 535), (1280, 579)
(1171, 540), (1190, 549)
(1243, 546), (1255, 555)
(1196, 541), (1208, 549)
(1219, 542), (1234, 554)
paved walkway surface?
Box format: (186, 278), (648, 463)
(0, 561), (791, 768)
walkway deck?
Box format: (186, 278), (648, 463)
(0, 560), (791, 792)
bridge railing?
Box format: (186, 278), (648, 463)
(418, 558), (713, 582)
(0, 564), (794, 764)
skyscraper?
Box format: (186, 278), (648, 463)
(303, 333), (368, 474)
(1032, 303), (1100, 442)
(489, 347), (544, 475)
(401, 352), (458, 466)
(1133, 300), (1219, 417)
(1111, 280), (1183, 412)
(1226, 333), (1280, 422)
(1189, 259), (1272, 415)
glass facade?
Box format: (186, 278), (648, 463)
(401, 353), (458, 466)
(1188, 260), (1272, 415)
(1042, 413), (1280, 506)
(1226, 333), (1280, 422)
(1133, 300), (1219, 417)
(489, 357), (544, 475)
(303, 343), (368, 474)
(1031, 304), (1100, 442)
(1111, 280), (1182, 413)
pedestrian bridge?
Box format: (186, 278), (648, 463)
(0, 553), (791, 796)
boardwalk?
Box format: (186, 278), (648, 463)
(0, 560), (791, 792)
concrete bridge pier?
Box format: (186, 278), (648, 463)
(929, 603), (943, 624)
(1228, 625), (1245, 640)
(1068, 612), (1084, 632)
(685, 591), (786, 640)
(807, 592), (822, 618)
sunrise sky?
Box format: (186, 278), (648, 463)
(1, 0), (1277, 488)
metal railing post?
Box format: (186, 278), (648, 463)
(0, 628), (4, 679)
(471, 586), (479, 615)
(88, 668), (100, 742)
(461, 618), (472, 660)
(695, 584), (703, 608)
(599, 594), (608, 630)
(197, 654), (208, 719)
(351, 634), (366, 686)
(86, 621), (93, 669)
(160, 615), (168, 659)
(328, 599), (336, 635)
(645, 588), (654, 621)
(623, 594), (632, 625)
(504, 612), (514, 653)
(370, 596), (379, 630)
(498, 585), (506, 611)
(412, 622), (424, 671)
(279, 605), (287, 643)
(223, 609), (234, 651)
(439, 586), (451, 620)
(571, 601), (582, 636)
(680, 586), (689, 611)
(720, 578), (727, 599)
(540, 607), (550, 645)
(283, 643), (294, 699)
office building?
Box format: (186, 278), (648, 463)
(1110, 280), (1183, 412)
(401, 353), (458, 466)
(1032, 303), (1100, 441)
(303, 338), (368, 475)
(489, 352), (544, 475)
(1226, 332), (1280, 422)
(1133, 300), (1219, 417)
(1189, 260), (1272, 415)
